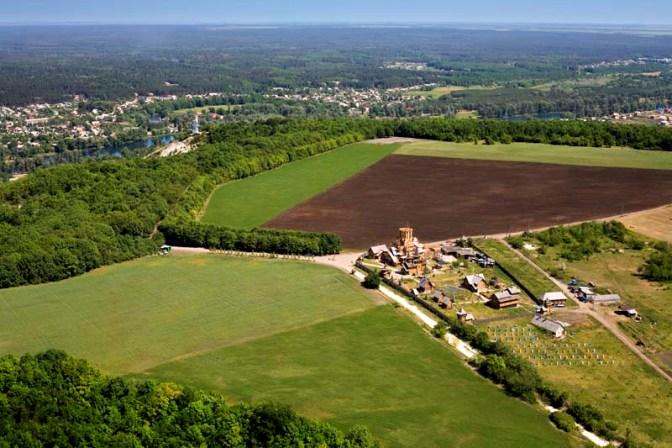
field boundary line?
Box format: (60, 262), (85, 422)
(136, 306), (380, 374)
(499, 238), (672, 384)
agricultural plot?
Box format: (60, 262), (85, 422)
(141, 306), (573, 448)
(0, 253), (573, 447)
(488, 324), (612, 368)
(265, 155), (672, 248)
(201, 142), (398, 228)
(619, 205), (672, 243)
(394, 140), (672, 170)
(527, 246), (672, 372)
(0, 255), (379, 374)
(481, 315), (672, 446)
(404, 85), (493, 99)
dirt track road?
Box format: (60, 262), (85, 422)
(501, 239), (672, 384)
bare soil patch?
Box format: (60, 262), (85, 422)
(264, 155), (672, 249)
(366, 137), (423, 144)
(618, 205), (672, 243)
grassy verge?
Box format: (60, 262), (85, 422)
(201, 142), (398, 228)
(474, 239), (559, 301)
(394, 140), (672, 170)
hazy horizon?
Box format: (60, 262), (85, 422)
(3, 1), (672, 26)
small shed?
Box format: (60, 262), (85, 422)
(439, 296), (453, 309)
(418, 277), (435, 294)
(531, 316), (566, 338)
(457, 307), (475, 323)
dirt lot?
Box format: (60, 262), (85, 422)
(264, 155), (672, 249)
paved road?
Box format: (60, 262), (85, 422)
(501, 239), (672, 384)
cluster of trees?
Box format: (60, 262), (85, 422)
(0, 350), (377, 447)
(435, 74), (672, 119)
(510, 221), (643, 261)
(395, 118), (672, 151)
(640, 242), (672, 282)
(0, 118), (389, 288)
(160, 221), (342, 256)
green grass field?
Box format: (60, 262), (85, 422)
(405, 85), (495, 99)
(0, 253), (572, 447)
(201, 143), (398, 228)
(141, 306), (571, 448)
(474, 239), (560, 301)
(395, 140), (672, 170)
(0, 255), (378, 373)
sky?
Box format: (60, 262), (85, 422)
(2, 0), (672, 26)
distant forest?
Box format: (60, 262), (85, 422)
(2, 26), (672, 106)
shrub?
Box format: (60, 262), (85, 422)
(432, 323), (448, 339)
(549, 412), (577, 433)
(362, 271), (382, 289)
(639, 244), (672, 282)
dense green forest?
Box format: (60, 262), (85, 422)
(2, 117), (672, 289)
(0, 350), (376, 447)
(2, 26), (672, 106)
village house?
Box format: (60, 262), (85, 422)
(441, 245), (478, 259)
(531, 316), (566, 338)
(417, 277), (435, 294)
(617, 304), (639, 319)
(541, 291), (567, 308)
(438, 294), (453, 309)
(590, 294), (621, 306)
(463, 274), (487, 293)
(489, 290), (521, 309)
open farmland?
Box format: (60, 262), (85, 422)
(0, 255), (380, 373)
(265, 155), (672, 248)
(394, 140), (672, 170)
(619, 205), (672, 243)
(480, 314), (672, 446)
(201, 142), (398, 228)
(140, 306), (573, 448)
(0, 254), (573, 447)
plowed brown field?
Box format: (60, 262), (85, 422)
(264, 156), (672, 248)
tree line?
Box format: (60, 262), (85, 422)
(159, 221), (342, 256)
(3, 117), (672, 289)
(0, 350), (377, 447)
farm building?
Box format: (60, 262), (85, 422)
(590, 294), (621, 305)
(418, 277), (435, 294)
(402, 261), (425, 276)
(439, 295), (454, 309)
(441, 245), (477, 259)
(531, 316), (566, 338)
(541, 292), (567, 308)
(457, 307), (475, 323)
(618, 304), (639, 318)
(463, 274), (487, 292)
(506, 286), (521, 296)
(489, 291), (520, 309)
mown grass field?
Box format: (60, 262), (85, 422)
(619, 205), (672, 243)
(474, 239), (560, 301)
(0, 255), (379, 374)
(141, 306), (572, 448)
(394, 140), (672, 170)
(0, 254), (572, 447)
(405, 85), (495, 99)
(201, 142), (398, 228)
(481, 314), (672, 446)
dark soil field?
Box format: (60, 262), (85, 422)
(264, 155), (672, 248)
